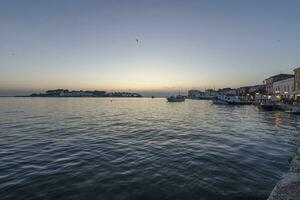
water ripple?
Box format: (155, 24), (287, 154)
(0, 98), (299, 200)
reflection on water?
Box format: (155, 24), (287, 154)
(274, 112), (282, 128)
(0, 98), (299, 200)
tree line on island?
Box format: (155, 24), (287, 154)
(30, 89), (142, 97)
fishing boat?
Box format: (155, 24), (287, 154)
(167, 95), (185, 102)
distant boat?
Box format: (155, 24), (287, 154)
(167, 95), (185, 102)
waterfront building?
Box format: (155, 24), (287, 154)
(236, 86), (250, 96)
(46, 89), (69, 96)
(249, 85), (265, 94)
(272, 77), (294, 99)
(264, 74), (294, 95)
(188, 90), (203, 99)
(218, 88), (237, 95)
(188, 90), (215, 99)
(237, 85), (265, 101)
(294, 67), (300, 100)
(205, 89), (218, 97)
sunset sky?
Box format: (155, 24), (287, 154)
(1, 0), (300, 96)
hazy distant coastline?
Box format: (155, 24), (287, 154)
(22, 89), (143, 98)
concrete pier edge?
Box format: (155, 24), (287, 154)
(267, 146), (300, 200)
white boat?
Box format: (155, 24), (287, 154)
(167, 95), (185, 102)
(212, 95), (249, 105)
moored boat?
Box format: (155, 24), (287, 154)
(167, 95), (185, 102)
(213, 95), (229, 105)
(212, 99), (229, 105)
(212, 95), (251, 105)
(260, 103), (276, 111)
(258, 99), (277, 111)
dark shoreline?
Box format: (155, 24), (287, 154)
(0, 96), (155, 98)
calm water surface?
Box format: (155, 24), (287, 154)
(0, 98), (299, 200)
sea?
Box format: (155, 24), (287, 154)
(0, 97), (299, 200)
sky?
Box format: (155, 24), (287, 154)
(0, 0), (300, 96)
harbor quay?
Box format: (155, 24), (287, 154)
(186, 66), (300, 113)
(268, 146), (300, 200)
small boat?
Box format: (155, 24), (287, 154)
(167, 95), (185, 102)
(260, 103), (276, 111)
(258, 99), (277, 111)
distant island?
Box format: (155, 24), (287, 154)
(29, 89), (142, 98)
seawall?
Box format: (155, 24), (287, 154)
(268, 146), (300, 200)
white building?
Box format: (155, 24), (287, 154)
(272, 77), (294, 98)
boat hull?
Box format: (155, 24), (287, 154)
(213, 99), (252, 105)
(259, 104), (276, 111)
(227, 101), (253, 105)
(167, 98), (185, 102)
(212, 99), (228, 105)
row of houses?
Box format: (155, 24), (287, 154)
(188, 67), (300, 100)
(188, 84), (265, 99)
(264, 67), (300, 100)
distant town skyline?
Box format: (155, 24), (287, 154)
(1, 0), (300, 96)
